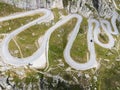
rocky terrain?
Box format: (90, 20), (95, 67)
(0, 0), (120, 90)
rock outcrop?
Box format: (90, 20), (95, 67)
(0, 0), (118, 18)
(0, 0), (63, 9)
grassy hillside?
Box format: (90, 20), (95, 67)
(0, 2), (23, 17)
(0, 2), (120, 90)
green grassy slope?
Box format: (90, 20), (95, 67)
(0, 2), (23, 17)
(0, 2), (120, 90)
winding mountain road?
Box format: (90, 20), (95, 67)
(0, 9), (119, 70)
(64, 18), (98, 70)
(0, 9), (54, 68)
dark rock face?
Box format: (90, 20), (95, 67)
(92, 0), (99, 11)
